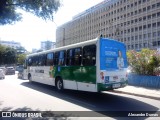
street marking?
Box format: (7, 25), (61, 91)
(65, 97), (96, 108)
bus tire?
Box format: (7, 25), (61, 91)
(28, 74), (32, 83)
(55, 77), (63, 91)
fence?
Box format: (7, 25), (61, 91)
(128, 73), (160, 89)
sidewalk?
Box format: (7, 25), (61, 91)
(110, 85), (160, 100)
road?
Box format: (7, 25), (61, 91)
(0, 74), (160, 119)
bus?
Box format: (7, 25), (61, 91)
(23, 37), (128, 92)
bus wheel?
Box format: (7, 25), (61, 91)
(56, 78), (63, 91)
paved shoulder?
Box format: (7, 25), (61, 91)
(110, 86), (160, 100)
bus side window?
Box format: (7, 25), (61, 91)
(74, 47), (82, 66)
(59, 50), (66, 65)
(83, 45), (96, 66)
(66, 49), (75, 66)
(39, 54), (46, 66)
(28, 58), (32, 66)
(30, 56), (37, 66)
(54, 52), (58, 65)
(46, 52), (54, 66)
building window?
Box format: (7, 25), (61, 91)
(131, 28), (134, 32)
(139, 17), (142, 22)
(131, 3), (133, 7)
(135, 2), (137, 6)
(131, 20), (134, 24)
(127, 21), (130, 25)
(135, 27), (138, 31)
(135, 19), (138, 23)
(148, 24), (151, 28)
(153, 32), (156, 37)
(139, 9), (142, 13)
(128, 37), (130, 41)
(158, 22), (160, 27)
(152, 23), (156, 27)
(148, 33), (151, 38)
(143, 16), (146, 21)
(139, 26), (142, 30)
(143, 7), (146, 12)
(131, 36), (134, 40)
(157, 12), (160, 17)
(143, 25), (146, 29)
(139, 35), (142, 39)
(152, 13), (156, 18)
(157, 2), (160, 7)
(135, 10), (137, 15)
(158, 31), (160, 36)
(147, 15), (151, 19)
(152, 4), (156, 9)
(147, 6), (151, 11)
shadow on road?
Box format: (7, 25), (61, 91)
(16, 81), (160, 119)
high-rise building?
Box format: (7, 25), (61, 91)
(56, 0), (160, 50)
(41, 41), (56, 51)
(0, 40), (21, 49)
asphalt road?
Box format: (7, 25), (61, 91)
(0, 74), (160, 120)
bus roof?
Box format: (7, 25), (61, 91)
(27, 37), (124, 57)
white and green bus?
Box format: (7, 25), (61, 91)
(23, 37), (128, 92)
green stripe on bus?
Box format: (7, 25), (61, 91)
(54, 66), (96, 84)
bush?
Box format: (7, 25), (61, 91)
(127, 49), (160, 76)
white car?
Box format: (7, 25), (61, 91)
(0, 69), (5, 79)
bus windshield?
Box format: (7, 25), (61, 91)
(100, 38), (127, 70)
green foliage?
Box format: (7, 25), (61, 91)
(127, 49), (160, 76)
(0, 0), (61, 25)
(0, 45), (17, 64)
(17, 54), (26, 64)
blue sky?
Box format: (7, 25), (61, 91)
(0, 0), (104, 51)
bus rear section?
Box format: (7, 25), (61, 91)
(97, 38), (128, 92)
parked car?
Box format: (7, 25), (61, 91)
(0, 66), (6, 74)
(6, 67), (15, 75)
(0, 69), (5, 79)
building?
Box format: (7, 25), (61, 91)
(56, 0), (160, 50)
(0, 40), (21, 49)
(41, 41), (56, 51)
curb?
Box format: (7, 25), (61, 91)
(110, 90), (160, 100)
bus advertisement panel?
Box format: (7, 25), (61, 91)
(98, 38), (128, 91)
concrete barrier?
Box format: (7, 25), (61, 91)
(128, 73), (160, 89)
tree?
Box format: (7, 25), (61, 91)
(0, 0), (61, 25)
(17, 54), (26, 64)
(127, 49), (160, 76)
(0, 44), (17, 65)
(0, 44), (7, 64)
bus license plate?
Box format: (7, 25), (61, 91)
(112, 83), (121, 88)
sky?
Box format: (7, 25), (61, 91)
(0, 0), (104, 51)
